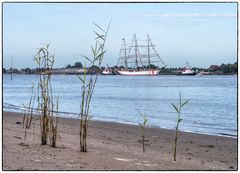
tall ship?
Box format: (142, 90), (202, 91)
(117, 34), (166, 76)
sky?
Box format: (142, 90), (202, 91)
(3, 2), (237, 69)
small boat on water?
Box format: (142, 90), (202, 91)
(117, 35), (166, 76)
(195, 73), (203, 76)
(102, 64), (113, 75)
(195, 71), (210, 76)
(178, 62), (196, 75)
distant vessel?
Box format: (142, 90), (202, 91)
(117, 34), (166, 76)
(195, 73), (203, 76)
(179, 62), (196, 75)
(198, 71), (210, 75)
(102, 64), (113, 75)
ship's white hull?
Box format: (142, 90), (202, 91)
(118, 69), (159, 76)
(182, 69), (196, 75)
(102, 71), (113, 75)
(181, 70), (196, 75)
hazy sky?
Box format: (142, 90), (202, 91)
(3, 2), (237, 69)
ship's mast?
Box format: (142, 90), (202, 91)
(123, 39), (127, 68)
(117, 38), (128, 68)
(11, 55), (13, 80)
(147, 34), (151, 68)
(134, 34), (139, 68)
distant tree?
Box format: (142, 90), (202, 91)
(12, 68), (19, 73)
(233, 62), (238, 73)
(192, 67), (197, 71)
(24, 67), (32, 74)
(220, 63), (237, 74)
(209, 65), (220, 72)
(66, 64), (71, 68)
(73, 62), (83, 68)
(89, 65), (100, 74)
(149, 64), (157, 69)
(3, 68), (6, 73)
(90, 65), (100, 70)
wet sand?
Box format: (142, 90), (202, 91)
(2, 111), (237, 170)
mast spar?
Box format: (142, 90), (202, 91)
(147, 34), (151, 67)
(134, 34), (139, 68)
(148, 35), (165, 66)
(11, 55), (13, 80)
(117, 38), (129, 68)
(123, 38), (127, 68)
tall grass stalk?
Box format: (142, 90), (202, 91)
(34, 44), (59, 146)
(138, 112), (148, 152)
(22, 82), (35, 143)
(49, 97), (60, 147)
(78, 22), (110, 152)
(171, 92), (190, 161)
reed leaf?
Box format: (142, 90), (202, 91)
(93, 22), (107, 34)
(171, 103), (179, 113)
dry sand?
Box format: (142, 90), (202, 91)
(2, 111), (237, 170)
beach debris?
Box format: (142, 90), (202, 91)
(135, 162), (158, 167)
(13, 136), (22, 139)
(18, 143), (29, 147)
(199, 144), (214, 148)
(151, 135), (158, 138)
(114, 158), (132, 162)
(171, 92), (191, 161)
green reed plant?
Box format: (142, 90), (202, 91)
(138, 111), (149, 152)
(49, 97), (60, 147)
(34, 44), (60, 146)
(22, 82), (35, 143)
(78, 22), (110, 152)
(171, 92), (191, 161)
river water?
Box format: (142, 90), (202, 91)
(3, 74), (237, 137)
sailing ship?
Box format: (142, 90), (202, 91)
(117, 34), (166, 76)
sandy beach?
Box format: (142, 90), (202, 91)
(2, 111), (237, 170)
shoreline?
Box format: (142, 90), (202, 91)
(3, 109), (237, 139)
(3, 111), (237, 170)
(3, 73), (238, 76)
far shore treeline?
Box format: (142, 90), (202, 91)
(2, 61), (237, 75)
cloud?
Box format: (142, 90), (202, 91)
(144, 13), (237, 18)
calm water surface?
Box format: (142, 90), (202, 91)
(3, 74), (237, 137)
